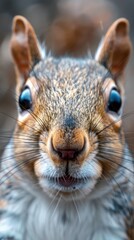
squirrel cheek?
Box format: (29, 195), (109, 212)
(34, 160), (42, 178)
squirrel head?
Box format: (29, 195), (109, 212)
(10, 16), (132, 200)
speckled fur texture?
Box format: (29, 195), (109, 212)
(0, 16), (134, 240)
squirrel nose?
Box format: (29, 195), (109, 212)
(55, 148), (80, 160)
(51, 129), (85, 161)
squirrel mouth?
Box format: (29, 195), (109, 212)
(57, 175), (78, 187)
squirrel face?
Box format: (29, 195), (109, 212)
(10, 16), (131, 199)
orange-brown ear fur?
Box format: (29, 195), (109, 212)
(96, 18), (132, 77)
(10, 16), (41, 81)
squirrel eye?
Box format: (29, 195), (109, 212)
(107, 88), (122, 114)
(19, 87), (32, 111)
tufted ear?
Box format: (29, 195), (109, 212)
(10, 16), (42, 83)
(95, 18), (132, 78)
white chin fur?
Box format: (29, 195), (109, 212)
(34, 152), (102, 200)
(38, 176), (98, 201)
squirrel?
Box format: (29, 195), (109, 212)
(0, 16), (134, 240)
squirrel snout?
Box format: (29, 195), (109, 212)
(51, 129), (86, 161)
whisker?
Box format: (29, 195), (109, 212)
(72, 195), (81, 222)
(46, 190), (60, 214)
(96, 111), (134, 136)
(97, 153), (134, 175)
(51, 194), (62, 218)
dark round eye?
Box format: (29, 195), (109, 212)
(107, 88), (122, 114)
(19, 87), (32, 111)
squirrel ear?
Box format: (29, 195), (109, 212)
(95, 18), (132, 77)
(10, 16), (42, 82)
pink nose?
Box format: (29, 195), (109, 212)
(56, 149), (78, 160)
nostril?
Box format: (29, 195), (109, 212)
(57, 149), (78, 160)
(51, 131), (86, 161)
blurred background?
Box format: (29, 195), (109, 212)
(0, 0), (134, 154)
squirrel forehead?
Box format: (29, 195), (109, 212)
(28, 58), (110, 127)
(32, 57), (108, 89)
